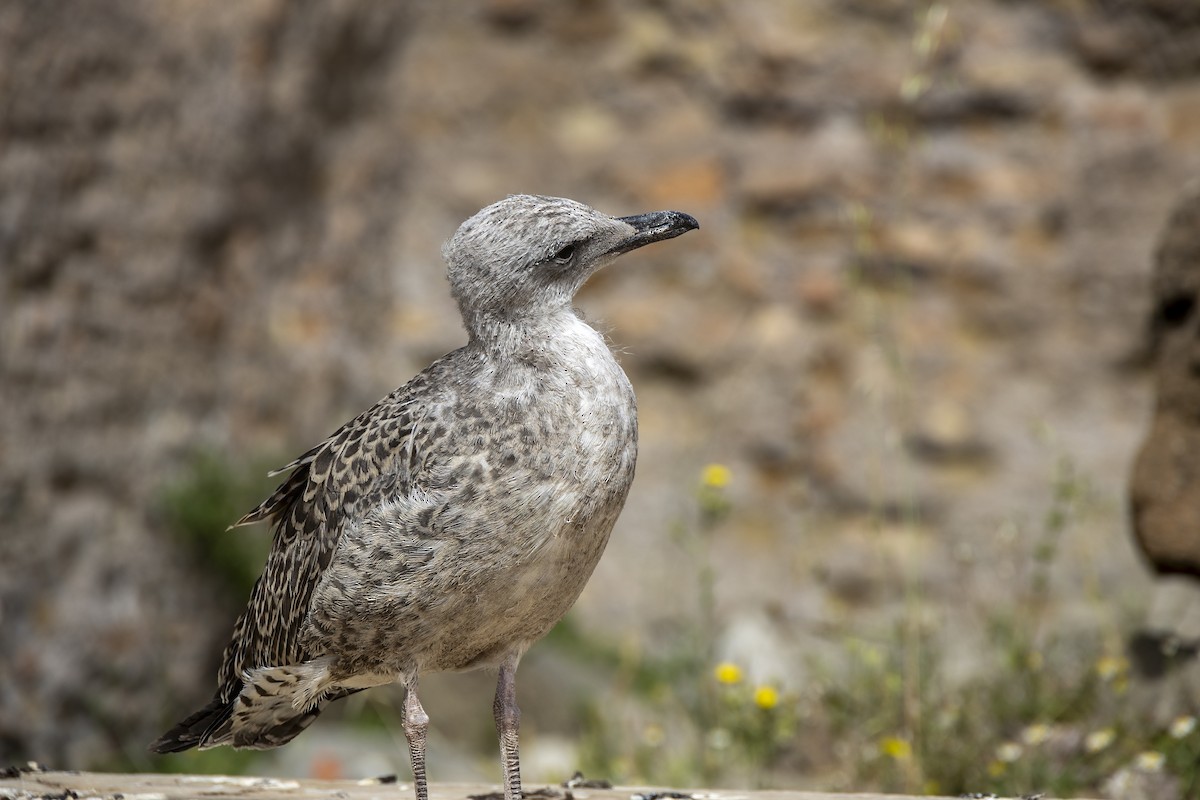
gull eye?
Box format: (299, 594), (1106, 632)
(552, 244), (576, 264)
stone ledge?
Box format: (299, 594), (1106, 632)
(0, 771), (1089, 800)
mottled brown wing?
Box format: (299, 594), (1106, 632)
(212, 387), (423, 704)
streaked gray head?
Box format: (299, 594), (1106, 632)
(443, 195), (698, 336)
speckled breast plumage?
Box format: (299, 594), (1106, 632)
(303, 319), (637, 680)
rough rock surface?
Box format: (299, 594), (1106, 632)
(1131, 182), (1200, 579)
(0, 0), (419, 766)
(3, 0), (1200, 779)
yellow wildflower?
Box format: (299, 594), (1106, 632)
(987, 760), (1007, 778)
(879, 736), (912, 761)
(1134, 751), (1165, 772)
(1021, 723), (1050, 746)
(714, 662), (743, 685)
(1085, 728), (1115, 753)
(753, 685), (779, 709)
(701, 463), (732, 489)
(1096, 655), (1128, 681)
(995, 741), (1023, 763)
(1170, 715), (1196, 739)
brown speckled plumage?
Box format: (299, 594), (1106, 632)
(151, 196), (698, 800)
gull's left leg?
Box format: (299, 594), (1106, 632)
(493, 652), (523, 800)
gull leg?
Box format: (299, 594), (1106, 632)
(493, 653), (523, 800)
(403, 679), (431, 800)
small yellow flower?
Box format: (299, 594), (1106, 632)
(753, 685), (779, 709)
(1096, 655), (1128, 681)
(987, 760), (1007, 778)
(701, 463), (732, 489)
(1134, 751), (1165, 772)
(879, 736), (912, 761)
(714, 662), (743, 685)
(1085, 728), (1116, 753)
(995, 741), (1023, 763)
(1170, 715), (1196, 739)
(1021, 723), (1050, 746)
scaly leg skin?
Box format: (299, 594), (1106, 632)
(493, 654), (523, 800)
(403, 680), (431, 800)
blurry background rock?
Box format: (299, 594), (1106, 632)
(4, 0), (1200, 797)
(1131, 181), (1200, 583)
(1127, 179), (1200, 725)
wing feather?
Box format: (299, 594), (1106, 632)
(212, 380), (428, 703)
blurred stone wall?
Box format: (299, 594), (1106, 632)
(1132, 181), (1200, 580)
(0, 0), (420, 766)
(3, 0), (1200, 773)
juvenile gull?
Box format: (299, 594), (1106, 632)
(151, 195), (699, 800)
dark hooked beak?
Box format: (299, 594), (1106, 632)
(609, 210), (700, 256)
